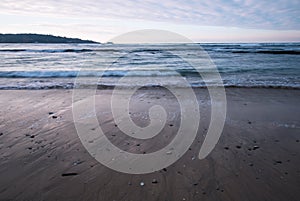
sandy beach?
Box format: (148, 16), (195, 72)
(0, 88), (299, 201)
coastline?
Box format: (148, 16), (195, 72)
(0, 88), (299, 201)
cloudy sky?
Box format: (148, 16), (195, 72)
(0, 0), (299, 42)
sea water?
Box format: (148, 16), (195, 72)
(0, 43), (299, 89)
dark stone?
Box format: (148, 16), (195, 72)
(224, 147), (229, 150)
(236, 145), (242, 149)
(61, 173), (78, 177)
(52, 115), (58, 119)
(152, 179), (158, 184)
(274, 160), (282, 165)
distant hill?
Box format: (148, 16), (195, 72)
(0, 34), (99, 43)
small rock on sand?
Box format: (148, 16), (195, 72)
(274, 160), (282, 165)
(152, 179), (158, 184)
(61, 173), (78, 177)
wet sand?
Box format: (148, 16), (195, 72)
(0, 88), (299, 201)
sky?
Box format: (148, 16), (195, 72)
(0, 0), (299, 43)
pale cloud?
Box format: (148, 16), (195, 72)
(0, 0), (299, 42)
(0, 0), (299, 30)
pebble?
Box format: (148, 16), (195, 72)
(152, 179), (158, 184)
(52, 115), (58, 119)
(177, 171), (183, 175)
(73, 160), (83, 166)
(274, 160), (282, 165)
(253, 145), (260, 150)
(236, 145), (242, 149)
(61, 173), (78, 177)
(0, 133), (3, 136)
(140, 182), (145, 186)
(166, 151), (172, 155)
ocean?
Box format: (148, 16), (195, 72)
(0, 43), (299, 89)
